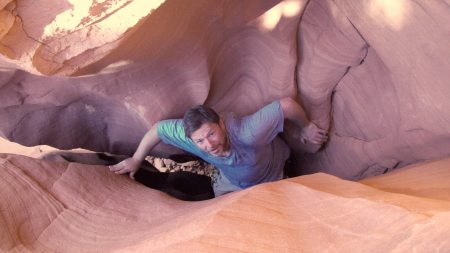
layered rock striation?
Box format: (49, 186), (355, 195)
(1, 153), (450, 252)
(0, 0), (449, 179)
(1, 1), (450, 251)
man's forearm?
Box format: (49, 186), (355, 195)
(132, 123), (161, 162)
(280, 97), (310, 129)
(279, 97), (328, 146)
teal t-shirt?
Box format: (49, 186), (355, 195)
(157, 101), (290, 188)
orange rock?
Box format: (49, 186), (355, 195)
(0, 0), (449, 250)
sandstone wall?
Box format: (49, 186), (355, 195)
(0, 0), (449, 179)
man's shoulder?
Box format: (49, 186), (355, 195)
(223, 112), (242, 132)
(224, 112), (258, 147)
(157, 119), (185, 138)
(158, 118), (183, 127)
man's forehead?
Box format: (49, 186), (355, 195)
(191, 123), (217, 139)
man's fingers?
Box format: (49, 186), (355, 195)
(108, 158), (140, 179)
(312, 134), (328, 145)
(318, 130), (328, 136)
(109, 165), (129, 174)
(109, 165), (119, 172)
(312, 140), (321, 145)
(301, 137), (307, 144)
(110, 165), (123, 172)
(116, 168), (129, 174)
(129, 171), (136, 180)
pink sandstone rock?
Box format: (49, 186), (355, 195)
(0, 0), (450, 251)
(1, 0), (449, 179)
(0, 153), (449, 252)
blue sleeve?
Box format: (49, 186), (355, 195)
(238, 100), (284, 145)
(157, 119), (200, 154)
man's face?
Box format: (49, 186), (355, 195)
(190, 121), (230, 157)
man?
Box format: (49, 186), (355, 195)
(109, 97), (327, 196)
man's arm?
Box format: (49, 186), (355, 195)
(279, 97), (328, 145)
(109, 122), (161, 179)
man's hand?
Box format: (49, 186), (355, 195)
(109, 157), (141, 180)
(300, 122), (328, 145)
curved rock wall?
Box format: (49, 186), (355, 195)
(1, 153), (450, 252)
(1, 0), (449, 179)
(296, 0), (450, 179)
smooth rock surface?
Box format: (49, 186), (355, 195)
(0, 1), (450, 251)
(1, 152), (449, 252)
(1, 0), (449, 179)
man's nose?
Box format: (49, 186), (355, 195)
(204, 138), (212, 150)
